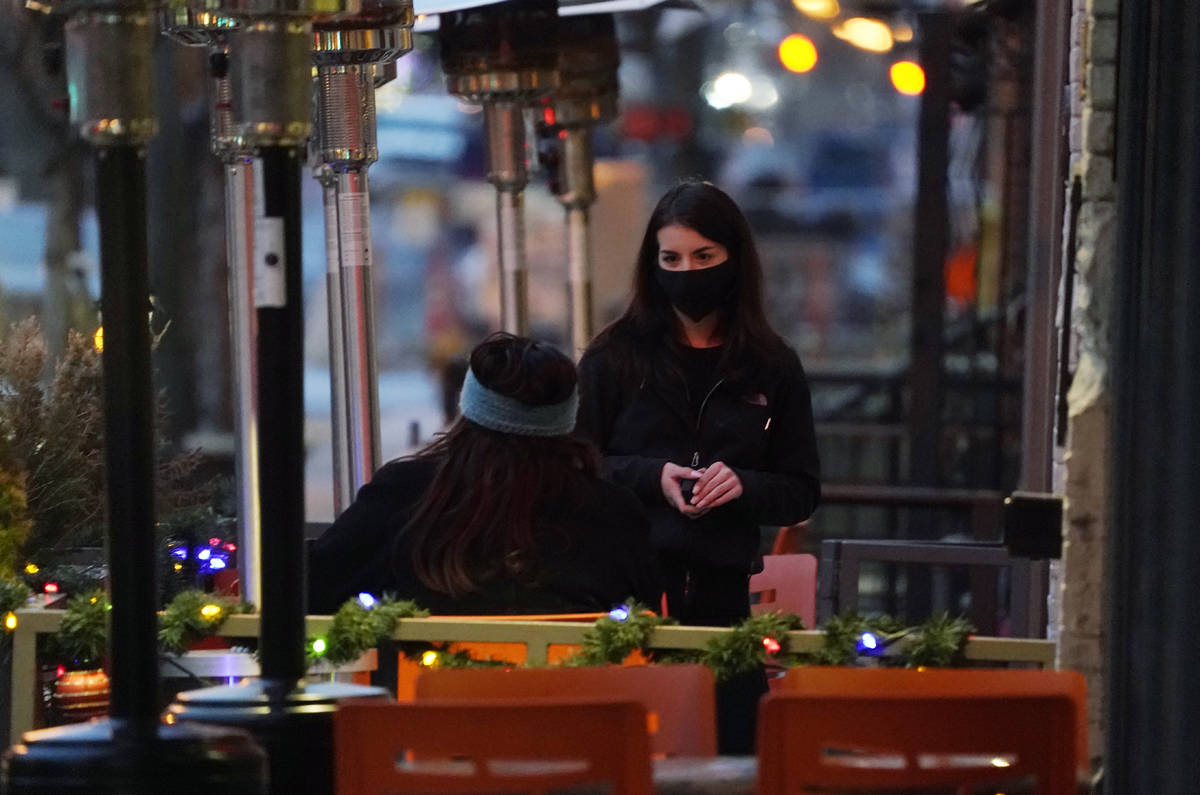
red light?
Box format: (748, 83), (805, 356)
(762, 636), (782, 654)
(542, 106), (556, 126)
(209, 537), (221, 546)
(55, 666), (66, 678)
(224, 543), (237, 552)
(44, 582), (59, 594)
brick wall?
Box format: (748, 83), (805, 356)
(1056, 0), (1117, 769)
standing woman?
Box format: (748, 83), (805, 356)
(578, 181), (821, 628)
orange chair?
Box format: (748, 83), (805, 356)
(778, 666), (1089, 778)
(415, 663), (717, 758)
(334, 697), (653, 795)
(760, 667), (1082, 794)
(749, 554), (818, 628)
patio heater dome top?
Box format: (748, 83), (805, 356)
(193, 0), (349, 18)
(547, 12), (620, 128)
(438, 0), (561, 103)
(312, 0), (414, 66)
(160, 6), (239, 45)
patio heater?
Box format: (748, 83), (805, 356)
(312, 0), (414, 514)
(540, 12), (619, 359)
(165, 1), (387, 792)
(160, 8), (263, 605)
(2, 0), (267, 790)
(438, 0), (560, 335)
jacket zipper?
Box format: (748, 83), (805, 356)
(692, 378), (724, 468)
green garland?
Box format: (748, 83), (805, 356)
(807, 612), (905, 667)
(562, 607), (973, 680)
(158, 590), (254, 655)
(571, 600), (673, 665)
(697, 612), (805, 681)
(49, 585), (975, 681)
(314, 596), (429, 667)
(901, 612), (974, 668)
(0, 578), (31, 617)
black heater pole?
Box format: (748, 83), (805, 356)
(3, 5), (267, 791)
(167, 8), (386, 793)
(96, 145), (159, 737)
(254, 145), (308, 685)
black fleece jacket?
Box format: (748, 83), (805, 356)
(577, 342), (821, 571)
(308, 457), (661, 615)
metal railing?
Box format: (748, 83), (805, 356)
(6, 608), (1057, 740)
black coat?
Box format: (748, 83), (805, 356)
(577, 342), (821, 571)
(307, 457), (661, 615)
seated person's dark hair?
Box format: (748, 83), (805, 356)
(308, 333), (659, 615)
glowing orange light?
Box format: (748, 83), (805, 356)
(793, 0), (839, 20)
(4, 612), (17, 631)
(890, 60), (926, 95)
(778, 34), (818, 74)
(93, 326), (104, 353)
(833, 17), (893, 53)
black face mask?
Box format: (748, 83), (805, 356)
(655, 260), (737, 322)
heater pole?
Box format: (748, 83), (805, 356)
(312, 7), (411, 511)
(5, 2), (266, 790)
(96, 142), (158, 736)
(254, 145), (308, 683)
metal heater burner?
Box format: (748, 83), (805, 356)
(439, 0), (560, 334)
(540, 12), (620, 358)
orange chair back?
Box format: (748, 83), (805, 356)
(778, 666), (1089, 775)
(749, 554), (818, 627)
(760, 668), (1082, 794)
(415, 663), (717, 758)
(335, 697), (653, 795)
(391, 613), (605, 700)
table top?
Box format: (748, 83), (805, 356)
(653, 756), (757, 795)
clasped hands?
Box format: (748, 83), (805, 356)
(660, 461), (743, 518)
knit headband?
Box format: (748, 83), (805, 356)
(459, 367), (578, 437)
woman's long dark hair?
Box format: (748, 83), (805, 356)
(399, 333), (600, 597)
(590, 180), (790, 389)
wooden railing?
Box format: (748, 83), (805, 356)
(6, 608), (1056, 740)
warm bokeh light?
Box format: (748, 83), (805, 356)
(743, 127), (775, 146)
(892, 23), (914, 43)
(778, 34), (819, 73)
(890, 60), (926, 95)
(93, 326), (103, 353)
(24, 563), (38, 575)
(5, 612), (17, 631)
(832, 17), (894, 53)
(793, 0), (840, 20)
(200, 604), (221, 618)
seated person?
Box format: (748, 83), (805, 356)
(308, 333), (661, 615)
